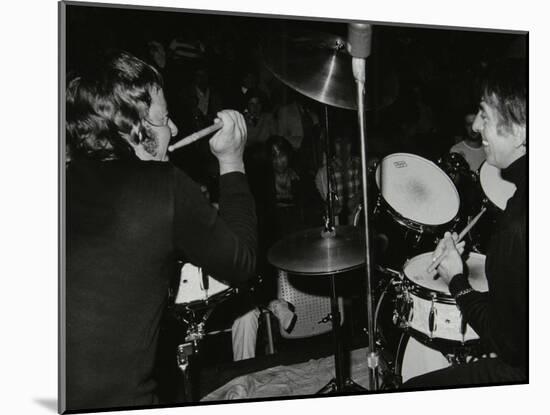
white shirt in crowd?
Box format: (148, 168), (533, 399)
(450, 140), (487, 172)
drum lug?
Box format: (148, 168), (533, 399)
(373, 197), (381, 215)
(428, 293), (437, 339)
(394, 287), (412, 329)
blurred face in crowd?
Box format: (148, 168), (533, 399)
(271, 145), (289, 174)
(148, 41), (166, 69)
(464, 113), (481, 142)
(138, 87), (178, 161)
(472, 94), (525, 169)
(334, 138), (352, 161)
(247, 96), (262, 118)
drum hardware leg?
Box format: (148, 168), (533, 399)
(261, 309), (276, 355)
(318, 274), (367, 394)
(176, 342), (196, 402)
(173, 303), (219, 402)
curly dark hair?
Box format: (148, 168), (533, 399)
(66, 50), (164, 161)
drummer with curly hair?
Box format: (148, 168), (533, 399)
(65, 50), (257, 410)
(403, 59), (527, 388)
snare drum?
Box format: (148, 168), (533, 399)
(396, 252), (488, 344)
(174, 263), (233, 309)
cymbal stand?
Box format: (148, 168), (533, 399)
(317, 271), (367, 394)
(323, 105), (337, 233)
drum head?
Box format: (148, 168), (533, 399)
(404, 252), (488, 294)
(376, 153), (460, 226)
(479, 161), (517, 211)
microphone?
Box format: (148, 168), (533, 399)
(347, 23), (372, 59)
(347, 23), (372, 83)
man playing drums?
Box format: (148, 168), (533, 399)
(404, 59), (527, 388)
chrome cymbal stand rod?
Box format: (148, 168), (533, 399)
(324, 105), (336, 232)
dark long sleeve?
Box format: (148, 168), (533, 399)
(172, 169), (257, 283)
(449, 156), (527, 368)
(66, 160), (257, 410)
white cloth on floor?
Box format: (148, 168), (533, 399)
(201, 347), (372, 401)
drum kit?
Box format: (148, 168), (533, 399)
(262, 24), (517, 393)
(168, 24), (518, 397)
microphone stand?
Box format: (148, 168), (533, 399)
(349, 23), (380, 392)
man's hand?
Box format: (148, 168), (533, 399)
(209, 110), (247, 174)
(432, 232), (465, 285)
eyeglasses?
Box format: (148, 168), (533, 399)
(144, 113), (170, 128)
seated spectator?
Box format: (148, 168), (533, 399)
(450, 110), (486, 172)
(315, 135), (362, 225)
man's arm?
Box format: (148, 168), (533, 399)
(172, 110), (257, 283)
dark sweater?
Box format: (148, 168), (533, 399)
(65, 159), (257, 410)
(449, 155), (527, 369)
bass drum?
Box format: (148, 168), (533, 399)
(395, 334), (451, 384)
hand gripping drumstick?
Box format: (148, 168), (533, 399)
(428, 206), (488, 274)
(168, 122), (224, 152)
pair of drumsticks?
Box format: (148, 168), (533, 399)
(427, 206), (487, 274)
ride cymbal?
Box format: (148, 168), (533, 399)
(268, 225), (365, 275)
(262, 30), (398, 110)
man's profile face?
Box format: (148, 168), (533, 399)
(472, 95), (521, 169)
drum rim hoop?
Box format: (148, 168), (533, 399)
(376, 195), (459, 232)
(402, 252), (487, 298)
(402, 278), (456, 303)
(174, 287), (235, 309)
(375, 152), (461, 226)
(403, 329), (481, 349)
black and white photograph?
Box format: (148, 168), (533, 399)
(5, 1), (547, 414)
(57, 1), (530, 412)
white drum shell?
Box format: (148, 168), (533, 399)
(399, 336), (450, 382)
(174, 263), (230, 305)
(401, 252), (488, 343)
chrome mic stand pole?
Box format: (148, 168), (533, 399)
(348, 23), (379, 391)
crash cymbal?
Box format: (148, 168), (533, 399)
(262, 30), (398, 111)
(268, 225), (365, 275)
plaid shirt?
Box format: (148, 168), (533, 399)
(316, 156), (362, 215)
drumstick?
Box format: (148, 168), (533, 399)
(168, 122), (224, 152)
(428, 206), (488, 274)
